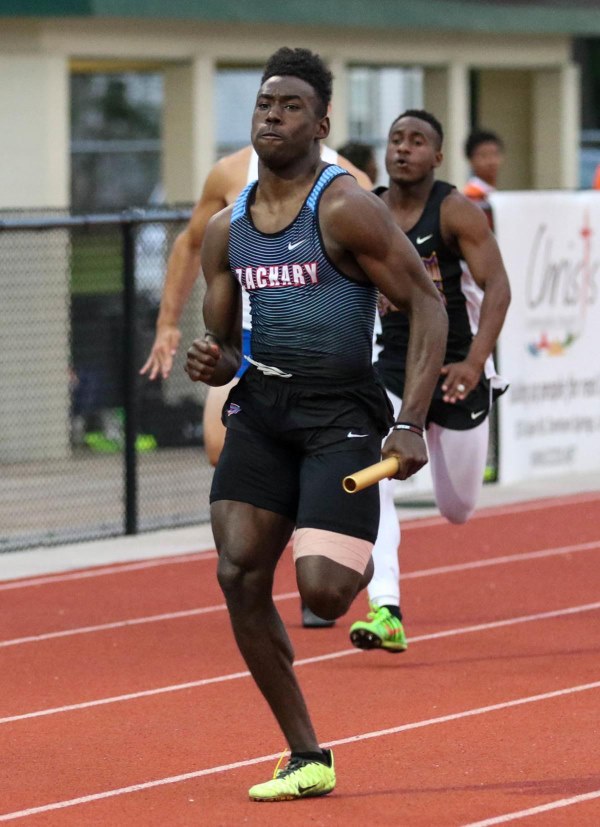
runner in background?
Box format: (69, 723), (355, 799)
(463, 127), (506, 481)
(463, 128), (505, 227)
(349, 110), (511, 655)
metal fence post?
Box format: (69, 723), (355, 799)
(0, 207), (199, 552)
(121, 217), (138, 534)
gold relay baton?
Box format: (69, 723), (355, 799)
(342, 457), (400, 494)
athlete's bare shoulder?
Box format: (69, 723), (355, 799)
(206, 202), (235, 234)
(335, 154), (373, 190)
(212, 146), (254, 205)
(441, 187), (491, 239)
(321, 171), (381, 211)
(201, 203), (235, 271)
(186, 151), (251, 247)
(319, 173), (397, 250)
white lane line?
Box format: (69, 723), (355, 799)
(0, 591), (298, 649)
(401, 539), (600, 580)
(0, 552), (217, 592)
(406, 490), (600, 529)
(462, 789), (600, 826)
(3, 492), (598, 592)
(0, 605), (227, 648)
(2, 539), (598, 649)
(2, 600), (599, 726)
(1, 680), (599, 822)
(394, 600), (600, 644)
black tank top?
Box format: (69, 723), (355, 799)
(377, 180), (472, 371)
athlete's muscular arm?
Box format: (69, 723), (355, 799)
(139, 161), (235, 380)
(322, 180), (448, 479)
(185, 208), (242, 387)
(440, 192), (511, 402)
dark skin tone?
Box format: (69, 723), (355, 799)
(185, 77), (447, 755)
(380, 115), (511, 403)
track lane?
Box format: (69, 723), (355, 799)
(1, 605), (599, 816)
(1, 540), (598, 651)
(1, 681), (599, 825)
(1, 496), (598, 642)
(1, 495), (598, 823)
(1, 546), (599, 717)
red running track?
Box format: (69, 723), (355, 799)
(0, 492), (599, 826)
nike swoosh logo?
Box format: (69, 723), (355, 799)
(347, 432), (369, 438)
(288, 240), (307, 251)
(416, 234), (433, 245)
(298, 784), (319, 794)
(471, 409), (487, 419)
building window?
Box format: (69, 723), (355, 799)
(215, 67), (262, 159)
(70, 72), (163, 212)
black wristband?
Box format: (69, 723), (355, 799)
(392, 421), (424, 437)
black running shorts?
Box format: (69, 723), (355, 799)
(376, 357), (506, 431)
(210, 367), (394, 543)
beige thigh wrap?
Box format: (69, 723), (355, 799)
(293, 527), (373, 574)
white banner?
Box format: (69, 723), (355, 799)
(491, 191), (600, 484)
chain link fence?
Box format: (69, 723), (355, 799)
(0, 207), (501, 553)
(0, 208), (217, 553)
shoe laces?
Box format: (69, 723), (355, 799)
(367, 603), (389, 623)
(272, 752), (322, 779)
(272, 752), (306, 779)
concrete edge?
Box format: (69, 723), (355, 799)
(1, 471), (598, 582)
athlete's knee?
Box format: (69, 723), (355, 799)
(216, 550), (269, 606)
(203, 382), (235, 466)
(204, 431), (225, 467)
(294, 527), (373, 618)
(216, 552), (246, 596)
(438, 499), (475, 525)
(304, 586), (354, 621)
(205, 445), (222, 468)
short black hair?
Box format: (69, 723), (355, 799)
(336, 142), (375, 172)
(260, 47), (333, 117)
(465, 129), (504, 159)
(391, 109), (444, 148)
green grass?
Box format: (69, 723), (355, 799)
(70, 228), (123, 295)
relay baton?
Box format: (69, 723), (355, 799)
(342, 457), (400, 494)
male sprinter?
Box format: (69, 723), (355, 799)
(185, 50), (447, 802)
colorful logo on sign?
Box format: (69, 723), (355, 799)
(527, 332), (577, 356)
(525, 210), (596, 357)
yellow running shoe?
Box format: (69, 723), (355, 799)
(249, 750), (335, 802)
(349, 604), (408, 653)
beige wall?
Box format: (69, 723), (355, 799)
(478, 70), (534, 190)
(0, 18), (580, 208)
(424, 64), (470, 186)
(0, 229), (71, 462)
(0, 53), (69, 209)
(163, 58), (215, 203)
(532, 63), (581, 188)
(0, 53), (70, 460)
(477, 64), (580, 190)
(0, 18), (581, 462)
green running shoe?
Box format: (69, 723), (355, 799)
(349, 604), (408, 653)
(249, 750), (335, 802)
